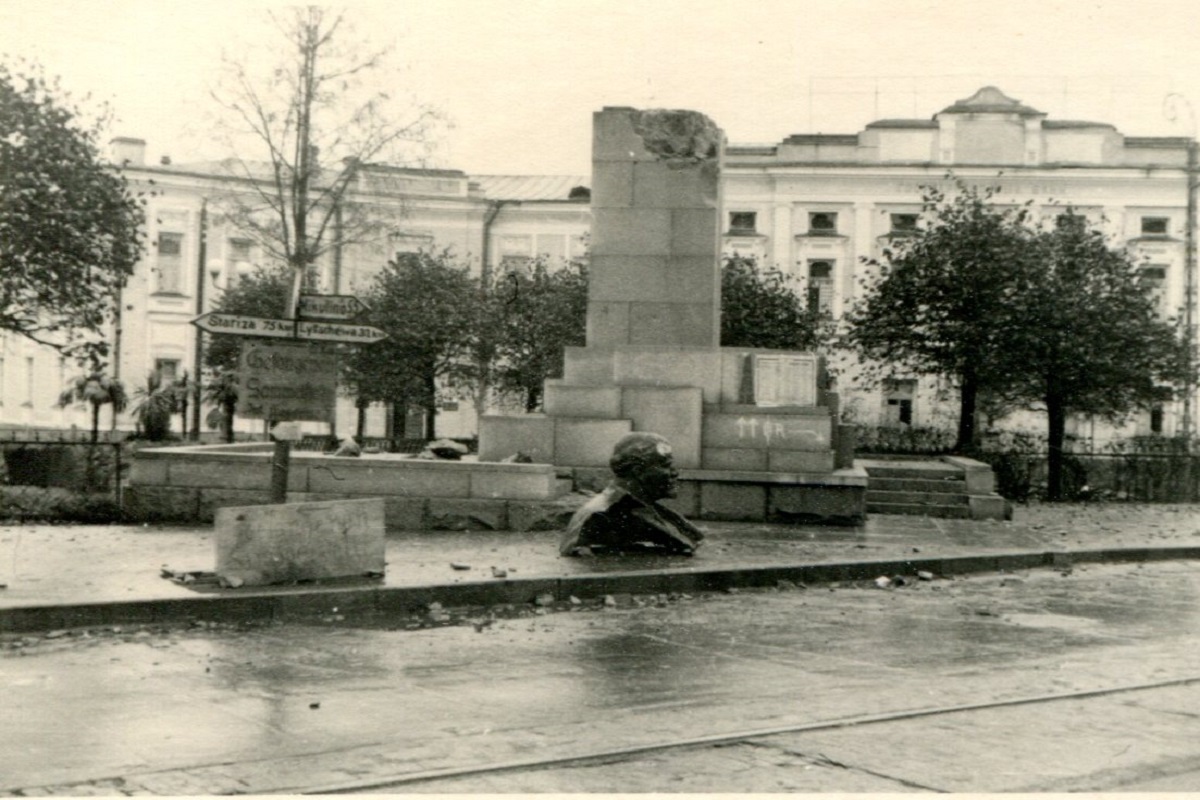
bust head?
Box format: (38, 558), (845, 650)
(609, 432), (679, 502)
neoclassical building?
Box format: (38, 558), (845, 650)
(2, 87), (1192, 444)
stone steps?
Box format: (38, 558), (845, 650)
(866, 489), (970, 506)
(866, 501), (973, 519)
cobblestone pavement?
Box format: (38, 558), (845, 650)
(4, 554), (1200, 794)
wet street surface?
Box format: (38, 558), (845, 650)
(5, 558), (1200, 794)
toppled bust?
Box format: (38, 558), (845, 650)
(559, 432), (705, 557)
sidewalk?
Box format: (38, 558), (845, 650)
(3, 502), (1200, 633)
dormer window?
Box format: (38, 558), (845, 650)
(1141, 217), (1169, 237)
(729, 212), (757, 234)
(809, 212), (838, 235)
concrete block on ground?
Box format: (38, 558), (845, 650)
(128, 458), (169, 487)
(469, 466), (558, 500)
(699, 482), (766, 521)
(165, 456), (297, 491)
(620, 386), (703, 468)
(478, 414), (555, 463)
(769, 485), (866, 525)
(835, 423), (857, 470)
(702, 412), (831, 451)
(215, 498), (386, 587)
(767, 450), (836, 473)
(701, 447), (768, 471)
(427, 499), (508, 531)
(627, 301), (717, 348)
(553, 418), (633, 467)
(544, 383), (623, 418)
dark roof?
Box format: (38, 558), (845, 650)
(1124, 136), (1193, 148)
(865, 119), (938, 129)
(1044, 120), (1117, 130)
(782, 134), (859, 146)
(939, 86), (1044, 117)
(472, 175), (591, 201)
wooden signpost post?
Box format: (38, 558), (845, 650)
(192, 294), (383, 503)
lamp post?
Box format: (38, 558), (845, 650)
(1165, 94), (1197, 444)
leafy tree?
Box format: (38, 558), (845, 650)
(202, 263), (292, 372)
(997, 210), (1192, 499)
(208, 7), (438, 316)
(130, 371), (174, 441)
(0, 60), (145, 361)
(203, 368), (239, 444)
(845, 179), (1037, 451)
(720, 255), (830, 351)
(57, 371), (127, 444)
(343, 251), (476, 440)
(493, 257), (588, 412)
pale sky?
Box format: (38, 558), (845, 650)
(3, 0), (1200, 176)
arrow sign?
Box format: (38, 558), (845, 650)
(192, 312), (386, 344)
(298, 293), (369, 321)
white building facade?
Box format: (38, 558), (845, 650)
(2, 87), (1192, 445)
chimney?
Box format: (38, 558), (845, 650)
(110, 137), (146, 167)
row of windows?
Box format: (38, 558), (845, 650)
(726, 212), (1175, 237)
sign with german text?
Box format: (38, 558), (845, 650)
(236, 341), (338, 422)
(298, 293), (369, 320)
(192, 312), (386, 344)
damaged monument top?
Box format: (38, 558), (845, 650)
(628, 108), (722, 163)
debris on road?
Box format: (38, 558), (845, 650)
(450, 562), (471, 571)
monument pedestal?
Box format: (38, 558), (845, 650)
(479, 106), (866, 524)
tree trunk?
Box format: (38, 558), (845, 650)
(955, 371), (979, 453)
(525, 385), (541, 413)
(356, 401), (367, 439)
(222, 400), (235, 443)
(91, 403), (101, 445)
(424, 373), (438, 440)
(1046, 393), (1067, 501)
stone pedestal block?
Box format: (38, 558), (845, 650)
(478, 415), (556, 463)
(553, 418), (633, 467)
(702, 412), (832, 451)
(620, 386), (703, 468)
(544, 383), (623, 418)
(699, 483), (767, 521)
(215, 498), (385, 587)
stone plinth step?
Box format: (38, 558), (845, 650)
(867, 501), (973, 519)
(861, 461), (962, 481)
(866, 489), (970, 506)
(868, 476), (967, 493)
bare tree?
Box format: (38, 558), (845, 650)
(209, 6), (440, 314)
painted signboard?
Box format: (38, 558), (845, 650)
(236, 341), (338, 422)
(193, 312), (385, 344)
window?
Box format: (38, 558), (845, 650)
(156, 232), (184, 293)
(155, 358), (180, 385)
(807, 260), (834, 314)
(890, 213), (919, 234)
(1139, 265), (1168, 315)
(1141, 217), (1169, 236)
(729, 212), (757, 234)
(883, 379), (916, 426)
(498, 234), (532, 270)
(1150, 404), (1164, 435)
(808, 212), (838, 235)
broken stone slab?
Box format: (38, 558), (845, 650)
(214, 498), (385, 588)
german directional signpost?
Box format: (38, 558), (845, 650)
(192, 312), (386, 344)
(192, 294), (385, 502)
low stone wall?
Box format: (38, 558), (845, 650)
(124, 443), (577, 532)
